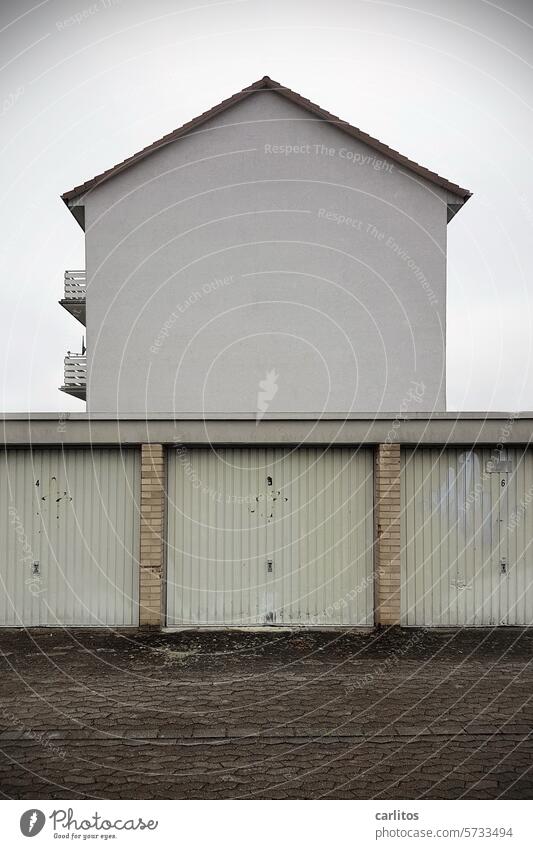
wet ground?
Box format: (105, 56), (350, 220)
(0, 627), (532, 799)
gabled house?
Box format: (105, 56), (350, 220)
(59, 76), (470, 414)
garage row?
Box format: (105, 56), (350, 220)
(1, 446), (532, 627)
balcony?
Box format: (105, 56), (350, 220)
(59, 270), (86, 325)
(60, 352), (86, 400)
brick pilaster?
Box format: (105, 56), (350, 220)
(139, 444), (165, 626)
(374, 442), (401, 625)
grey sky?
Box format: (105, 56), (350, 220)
(1, 0), (532, 412)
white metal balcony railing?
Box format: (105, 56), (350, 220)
(64, 270), (86, 300)
(64, 353), (87, 389)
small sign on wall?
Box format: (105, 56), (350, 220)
(485, 458), (514, 473)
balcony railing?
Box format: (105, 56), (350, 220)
(64, 270), (86, 300)
(60, 270), (86, 325)
(61, 352), (86, 400)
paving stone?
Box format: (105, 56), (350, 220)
(192, 727), (227, 738)
(0, 628), (532, 798)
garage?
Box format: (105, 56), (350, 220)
(0, 448), (140, 626)
(401, 447), (533, 626)
(166, 447), (374, 626)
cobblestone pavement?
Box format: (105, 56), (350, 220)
(0, 628), (532, 799)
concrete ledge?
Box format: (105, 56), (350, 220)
(1, 413), (532, 446)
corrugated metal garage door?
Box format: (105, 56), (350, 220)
(401, 447), (533, 626)
(167, 447), (374, 626)
(0, 449), (140, 626)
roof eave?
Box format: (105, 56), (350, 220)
(62, 195), (85, 230)
(447, 194), (472, 222)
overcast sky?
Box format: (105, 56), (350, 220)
(1, 0), (532, 413)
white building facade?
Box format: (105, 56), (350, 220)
(59, 76), (470, 415)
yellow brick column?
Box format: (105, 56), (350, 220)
(374, 442), (401, 625)
(139, 444), (165, 626)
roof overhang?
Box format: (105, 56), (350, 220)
(0, 412), (529, 447)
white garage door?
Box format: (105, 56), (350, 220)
(166, 447), (374, 626)
(401, 447), (533, 626)
(0, 449), (140, 626)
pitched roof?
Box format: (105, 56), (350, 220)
(61, 75), (472, 209)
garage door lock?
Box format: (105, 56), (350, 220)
(267, 559), (273, 573)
